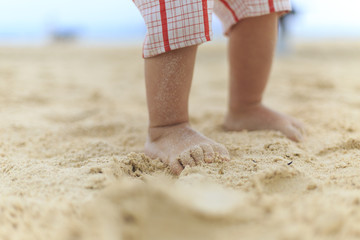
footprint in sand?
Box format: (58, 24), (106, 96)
(249, 166), (317, 194)
(44, 109), (98, 123)
(317, 138), (360, 156)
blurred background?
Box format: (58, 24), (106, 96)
(0, 0), (359, 46)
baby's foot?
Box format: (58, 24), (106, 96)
(144, 122), (230, 175)
(223, 104), (304, 142)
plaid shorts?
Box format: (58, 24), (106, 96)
(133, 0), (291, 58)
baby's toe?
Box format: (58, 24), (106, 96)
(169, 159), (184, 175)
(290, 117), (305, 132)
(178, 150), (196, 167)
(190, 145), (205, 164)
(211, 143), (230, 161)
(199, 144), (215, 163)
(284, 124), (303, 142)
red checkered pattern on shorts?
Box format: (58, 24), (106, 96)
(214, 0), (291, 35)
(133, 0), (291, 58)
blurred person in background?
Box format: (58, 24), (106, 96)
(133, 0), (304, 175)
(278, 5), (297, 53)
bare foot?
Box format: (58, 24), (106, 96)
(144, 122), (230, 175)
(223, 104), (304, 142)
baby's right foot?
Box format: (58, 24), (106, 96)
(144, 122), (230, 175)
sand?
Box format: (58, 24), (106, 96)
(1, 41), (360, 240)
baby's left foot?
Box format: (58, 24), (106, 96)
(223, 104), (304, 142)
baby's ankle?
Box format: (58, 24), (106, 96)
(148, 121), (190, 142)
(228, 101), (263, 115)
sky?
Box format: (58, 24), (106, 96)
(0, 0), (359, 43)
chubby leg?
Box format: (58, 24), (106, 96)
(144, 46), (229, 175)
(223, 13), (304, 141)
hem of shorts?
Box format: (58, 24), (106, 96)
(223, 7), (292, 36)
(143, 35), (212, 59)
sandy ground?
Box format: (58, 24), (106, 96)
(1, 41), (360, 240)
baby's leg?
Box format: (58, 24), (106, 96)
(223, 13), (304, 141)
(145, 46), (229, 175)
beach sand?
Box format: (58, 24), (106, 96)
(1, 41), (360, 240)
